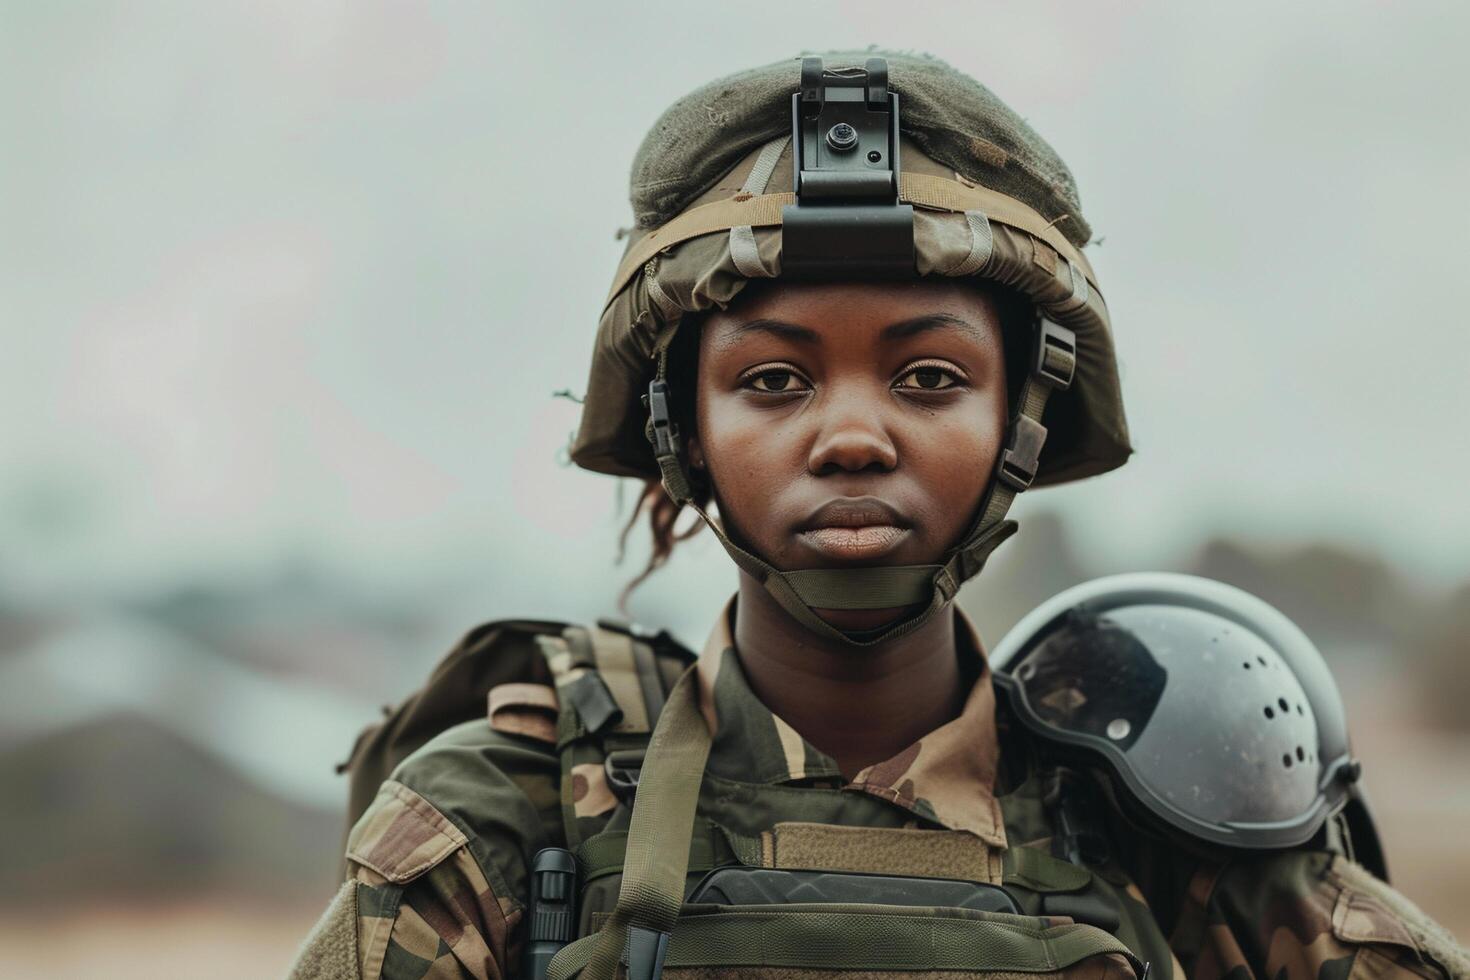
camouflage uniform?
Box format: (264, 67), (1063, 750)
(288, 601), (1463, 980)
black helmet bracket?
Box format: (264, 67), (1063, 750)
(782, 56), (916, 278)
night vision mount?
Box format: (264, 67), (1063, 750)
(782, 56), (916, 278)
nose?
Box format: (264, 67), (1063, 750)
(806, 387), (899, 475)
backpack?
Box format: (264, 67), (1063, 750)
(336, 617), (694, 868)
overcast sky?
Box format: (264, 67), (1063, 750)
(3, 1), (1467, 638)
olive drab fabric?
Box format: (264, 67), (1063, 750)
(336, 619), (571, 844)
(570, 50), (1132, 490)
(287, 605), (1463, 979)
(628, 52), (1093, 244)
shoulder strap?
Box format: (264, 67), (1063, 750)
(548, 665), (710, 980)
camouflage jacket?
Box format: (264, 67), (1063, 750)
(288, 601), (1464, 980)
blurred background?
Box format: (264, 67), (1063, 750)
(3, 1), (1467, 975)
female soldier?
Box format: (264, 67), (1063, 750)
(288, 52), (1465, 980)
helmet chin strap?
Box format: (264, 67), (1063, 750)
(644, 316), (1077, 648)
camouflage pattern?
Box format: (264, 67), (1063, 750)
(1167, 852), (1458, 980)
(289, 602), (1463, 979)
(694, 602), (1006, 848)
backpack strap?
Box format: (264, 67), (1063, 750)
(548, 665), (710, 980)
(538, 621), (687, 849)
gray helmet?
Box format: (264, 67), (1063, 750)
(991, 573), (1373, 855)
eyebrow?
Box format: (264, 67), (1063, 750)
(728, 318), (820, 344)
(880, 313), (984, 342)
(726, 312), (983, 347)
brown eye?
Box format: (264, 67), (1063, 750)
(895, 366), (957, 390)
(747, 369), (805, 393)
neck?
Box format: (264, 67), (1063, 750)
(732, 571), (967, 779)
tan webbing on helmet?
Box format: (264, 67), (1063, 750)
(608, 193), (794, 305)
(900, 172), (1096, 282)
(605, 173), (1096, 307)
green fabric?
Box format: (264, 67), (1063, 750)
(338, 618), (567, 865)
(781, 565), (939, 609)
(661, 906), (1136, 971)
(1003, 845), (1094, 893)
(390, 718), (560, 927)
(546, 905), (1136, 976)
(573, 821), (736, 883)
(630, 50), (1092, 248)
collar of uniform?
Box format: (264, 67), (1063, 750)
(694, 598), (1007, 848)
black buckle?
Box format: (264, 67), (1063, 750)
(623, 924), (670, 980)
(1035, 319), (1077, 389)
(596, 617), (668, 645)
(645, 379), (679, 459)
(604, 749), (645, 804)
(565, 673), (622, 735)
(997, 415), (1048, 491)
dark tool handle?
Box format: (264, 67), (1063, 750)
(524, 848), (578, 980)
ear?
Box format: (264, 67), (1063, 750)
(686, 432), (707, 471)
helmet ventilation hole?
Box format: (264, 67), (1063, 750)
(1278, 697), (1290, 712)
(1264, 705), (1275, 719)
(1296, 746), (1305, 762)
(1242, 661), (1252, 670)
(1257, 655), (1268, 667)
(1282, 753), (1294, 769)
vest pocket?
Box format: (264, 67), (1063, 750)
(555, 902), (1145, 980)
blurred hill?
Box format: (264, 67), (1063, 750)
(1, 714), (340, 903)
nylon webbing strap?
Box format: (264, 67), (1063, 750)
(898, 173), (1097, 281)
(741, 136), (790, 195)
(606, 175), (1098, 306)
(548, 666), (711, 980)
(609, 193), (794, 305)
(968, 320), (1072, 538)
(780, 565), (937, 609)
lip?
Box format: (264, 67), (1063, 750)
(799, 497), (910, 531)
(796, 497), (912, 561)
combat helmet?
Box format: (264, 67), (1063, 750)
(571, 52), (1132, 644)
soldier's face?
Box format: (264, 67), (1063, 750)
(690, 280), (1009, 578)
